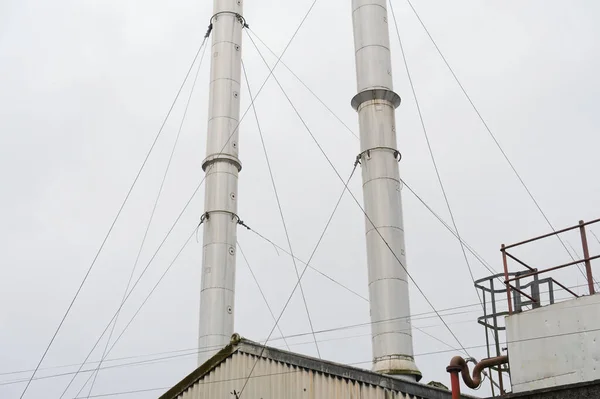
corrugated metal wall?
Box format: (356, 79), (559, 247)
(177, 352), (413, 399)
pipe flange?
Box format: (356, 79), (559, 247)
(202, 153), (242, 172)
(351, 88), (401, 110)
(446, 365), (463, 373)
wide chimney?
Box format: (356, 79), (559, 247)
(350, 0), (421, 380)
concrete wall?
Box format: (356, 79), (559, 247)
(506, 294), (600, 393)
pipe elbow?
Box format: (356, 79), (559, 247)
(446, 355), (508, 390)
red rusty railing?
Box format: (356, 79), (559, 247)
(501, 218), (600, 315)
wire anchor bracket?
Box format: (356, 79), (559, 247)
(211, 11), (249, 29)
(201, 210), (250, 230)
(356, 146), (402, 163)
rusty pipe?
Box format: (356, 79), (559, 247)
(449, 370), (461, 399)
(447, 355), (508, 391)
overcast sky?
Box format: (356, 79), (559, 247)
(1, 0), (599, 398)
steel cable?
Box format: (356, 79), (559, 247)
(59, 5), (323, 395)
(241, 58), (320, 357)
(403, 0), (595, 288)
(84, 33), (210, 399)
(17, 32), (211, 399)
(242, 30), (490, 394)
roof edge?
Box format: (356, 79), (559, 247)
(236, 338), (473, 399)
(158, 335), (242, 399)
(160, 334), (476, 399)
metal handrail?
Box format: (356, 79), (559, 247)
(501, 219), (599, 314)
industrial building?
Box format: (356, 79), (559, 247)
(161, 334), (469, 399)
(169, 0), (600, 397)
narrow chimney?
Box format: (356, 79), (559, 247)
(350, 0), (421, 380)
(198, 0), (245, 365)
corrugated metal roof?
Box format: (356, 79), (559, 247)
(160, 334), (472, 399)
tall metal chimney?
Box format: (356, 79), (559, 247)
(198, 0), (244, 365)
(350, 0), (421, 380)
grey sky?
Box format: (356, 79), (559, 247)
(1, 0), (599, 398)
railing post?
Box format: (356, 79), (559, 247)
(579, 220), (595, 295)
(499, 364), (505, 395)
(501, 245), (513, 314)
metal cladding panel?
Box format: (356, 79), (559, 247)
(203, 162), (239, 213)
(173, 352), (413, 399)
(506, 294), (600, 393)
(357, 101), (398, 151)
(352, 0), (393, 92)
